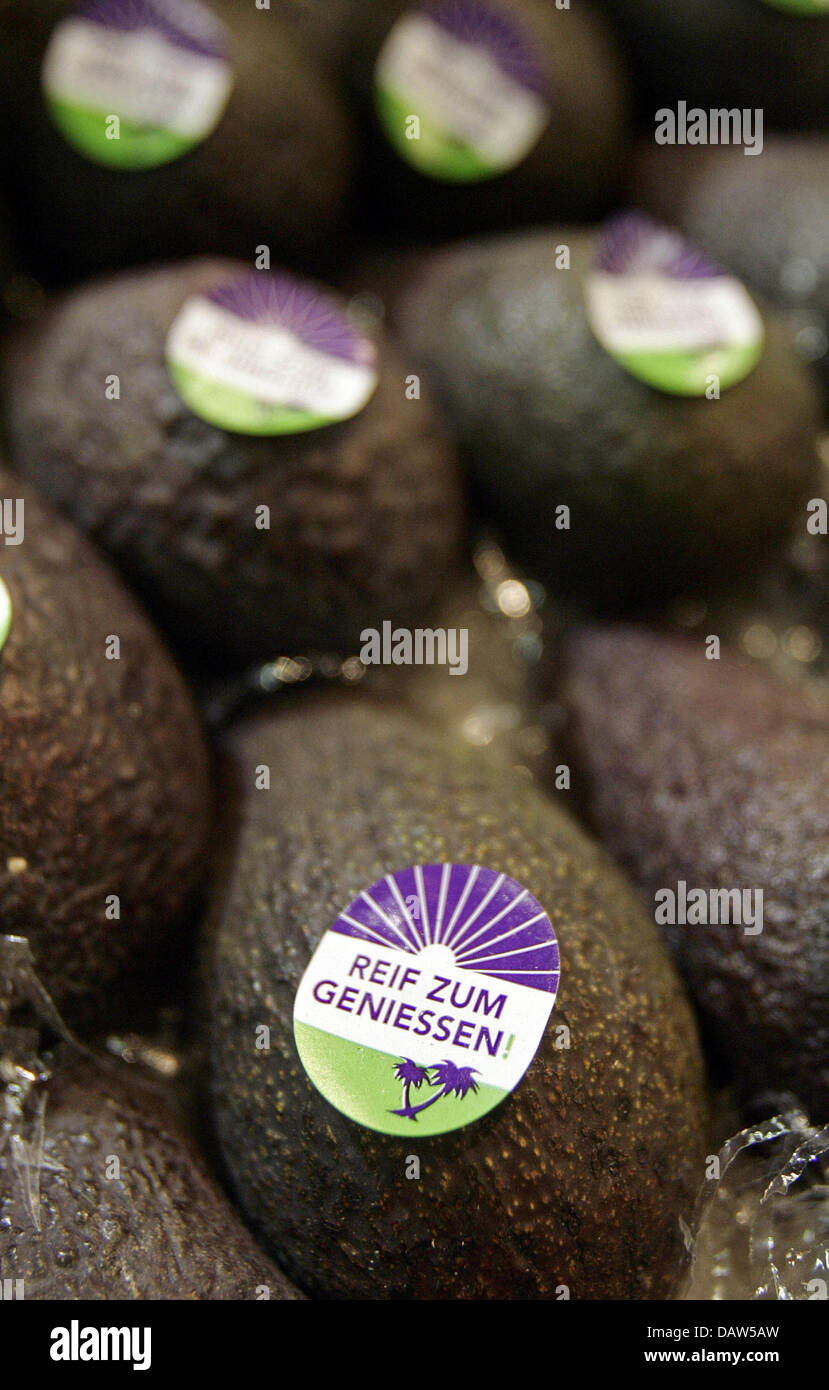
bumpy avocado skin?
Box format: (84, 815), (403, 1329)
(393, 229), (821, 608)
(2, 259), (463, 668)
(0, 0), (354, 282)
(0, 465), (210, 1028)
(207, 697), (708, 1300)
(595, 0), (829, 132)
(635, 138), (829, 401)
(349, 0), (630, 237)
(0, 1059), (300, 1299)
(562, 625), (829, 1119)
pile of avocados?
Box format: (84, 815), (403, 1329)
(0, 0), (827, 1307)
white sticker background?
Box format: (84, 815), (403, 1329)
(294, 929), (556, 1095)
(586, 271), (765, 355)
(42, 17), (233, 137)
(376, 13), (548, 168)
(166, 297), (379, 418)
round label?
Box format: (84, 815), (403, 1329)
(42, 0), (234, 170)
(165, 273), (380, 435)
(0, 578), (10, 653)
(293, 863), (560, 1137)
(585, 212), (765, 396)
(374, 1), (550, 183)
(760, 0), (829, 13)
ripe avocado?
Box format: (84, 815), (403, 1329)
(562, 624), (829, 1118)
(347, 0), (630, 237)
(0, 463), (210, 1029)
(2, 259), (464, 669)
(595, 0), (829, 132)
(207, 696), (709, 1299)
(634, 138), (829, 402)
(0, 0), (354, 283)
(392, 228), (821, 609)
(0, 1055), (299, 1299)
(276, 0), (397, 80)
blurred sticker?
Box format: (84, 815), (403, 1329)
(586, 212), (765, 396)
(0, 578), (10, 652)
(42, 0), (234, 169)
(760, 1), (829, 13)
(374, 0), (550, 183)
(293, 863), (561, 1136)
(166, 272), (379, 435)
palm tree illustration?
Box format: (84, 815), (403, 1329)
(393, 1058), (430, 1115)
(391, 1059), (480, 1120)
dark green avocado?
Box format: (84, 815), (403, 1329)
(207, 696), (709, 1299)
(595, 0), (829, 132)
(2, 258), (464, 669)
(0, 1056), (300, 1299)
(0, 0), (354, 283)
(276, 0), (398, 81)
(347, 0), (630, 237)
(392, 228), (821, 609)
(0, 464), (210, 1029)
(562, 624), (829, 1118)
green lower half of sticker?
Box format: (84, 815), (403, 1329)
(294, 1020), (508, 1137)
(47, 98), (199, 169)
(0, 579), (11, 653)
(761, 0), (829, 14)
(611, 340), (764, 396)
(167, 362), (334, 436)
(375, 85), (499, 184)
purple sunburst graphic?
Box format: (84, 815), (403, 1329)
(206, 273), (378, 368)
(75, 0), (229, 60)
(330, 863), (560, 993)
(595, 211), (726, 281)
(427, 0), (549, 98)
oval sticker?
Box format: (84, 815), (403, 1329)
(42, 0), (234, 170)
(166, 272), (379, 435)
(293, 863), (560, 1137)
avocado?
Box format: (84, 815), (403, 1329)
(2, 259), (464, 669)
(0, 463), (210, 1029)
(562, 624), (829, 1118)
(277, 0), (396, 81)
(595, 0), (829, 132)
(0, 0), (354, 283)
(0, 1054), (299, 1299)
(207, 696), (708, 1299)
(655, 511), (829, 696)
(392, 228), (822, 610)
(346, 0), (630, 237)
(634, 138), (829, 402)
